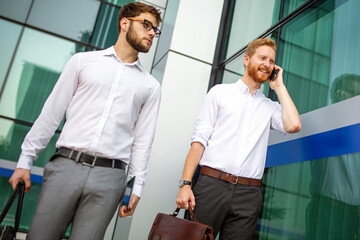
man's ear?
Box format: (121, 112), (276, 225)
(120, 17), (130, 33)
(244, 54), (250, 68)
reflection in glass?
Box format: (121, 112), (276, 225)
(226, 0), (280, 59)
(306, 153), (360, 239)
(0, 19), (22, 89)
(257, 0), (360, 238)
(277, 0), (360, 114)
(27, 0), (100, 43)
(280, 0), (309, 19)
(102, 0), (133, 7)
(0, 28), (82, 125)
(259, 161), (311, 239)
(90, 2), (120, 49)
(0, 118), (59, 167)
(0, 0), (32, 23)
(0, 175), (42, 233)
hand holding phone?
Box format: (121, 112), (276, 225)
(269, 68), (278, 81)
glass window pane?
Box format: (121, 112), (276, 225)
(0, 19), (22, 89)
(0, 118), (59, 166)
(280, 0), (309, 18)
(277, 0), (360, 114)
(226, 0), (281, 59)
(151, 53), (168, 85)
(260, 152), (360, 239)
(223, 53), (244, 84)
(102, 0), (133, 7)
(0, 175), (42, 232)
(27, 0), (100, 43)
(153, 0), (180, 64)
(90, 2), (120, 49)
(0, 28), (87, 125)
(0, 0), (32, 23)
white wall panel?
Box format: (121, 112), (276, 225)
(128, 51), (211, 239)
(170, 0), (224, 63)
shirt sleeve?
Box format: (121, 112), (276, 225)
(191, 87), (219, 147)
(17, 54), (80, 170)
(270, 104), (287, 135)
(128, 84), (161, 197)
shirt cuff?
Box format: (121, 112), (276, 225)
(16, 155), (34, 170)
(132, 183), (143, 198)
(191, 136), (207, 148)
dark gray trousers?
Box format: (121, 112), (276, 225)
(193, 174), (263, 240)
(27, 156), (127, 240)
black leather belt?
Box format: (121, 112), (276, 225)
(53, 147), (127, 170)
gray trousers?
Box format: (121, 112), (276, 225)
(193, 175), (263, 240)
(27, 156), (127, 240)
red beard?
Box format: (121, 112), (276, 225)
(247, 61), (270, 83)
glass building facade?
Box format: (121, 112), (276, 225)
(1, 0), (359, 239)
(213, 0), (360, 239)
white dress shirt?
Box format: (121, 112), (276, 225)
(17, 46), (161, 197)
(192, 79), (286, 180)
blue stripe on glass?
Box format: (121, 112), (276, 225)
(1, 123), (359, 180)
(0, 167), (43, 183)
(266, 122), (360, 168)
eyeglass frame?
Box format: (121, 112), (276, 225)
(127, 17), (161, 37)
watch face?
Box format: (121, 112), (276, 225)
(178, 179), (191, 188)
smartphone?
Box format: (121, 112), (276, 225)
(121, 177), (135, 208)
(269, 69), (278, 81)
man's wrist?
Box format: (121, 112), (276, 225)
(178, 179), (192, 188)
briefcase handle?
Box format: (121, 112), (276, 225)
(172, 201), (197, 221)
(0, 182), (25, 233)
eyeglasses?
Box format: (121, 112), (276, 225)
(127, 18), (161, 37)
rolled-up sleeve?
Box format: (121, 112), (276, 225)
(191, 87), (219, 147)
(270, 104), (287, 135)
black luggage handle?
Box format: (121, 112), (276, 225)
(0, 182), (25, 233)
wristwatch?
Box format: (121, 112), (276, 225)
(178, 179), (192, 188)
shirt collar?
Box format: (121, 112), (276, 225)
(236, 79), (261, 95)
(102, 46), (145, 72)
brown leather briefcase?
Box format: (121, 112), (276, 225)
(148, 203), (214, 240)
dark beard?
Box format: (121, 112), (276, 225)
(126, 23), (150, 53)
(247, 61), (269, 84)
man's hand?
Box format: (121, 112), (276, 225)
(176, 185), (195, 210)
(269, 65), (285, 90)
(9, 168), (31, 192)
(119, 194), (140, 218)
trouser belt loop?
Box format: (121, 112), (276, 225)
(69, 150), (74, 159)
(112, 160), (115, 168)
(75, 151), (82, 163)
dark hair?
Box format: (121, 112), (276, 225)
(245, 38), (277, 58)
(117, 2), (162, 33)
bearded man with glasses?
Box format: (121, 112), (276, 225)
(9, 2), (162, 239)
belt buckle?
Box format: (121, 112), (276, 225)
(230, 176), (238, 184)
(82, 156), (97, 168)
